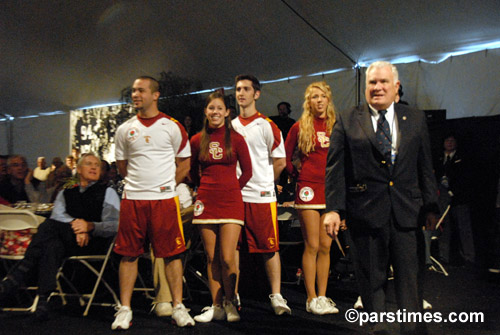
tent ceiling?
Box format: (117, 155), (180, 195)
(1, 0), (500, 117)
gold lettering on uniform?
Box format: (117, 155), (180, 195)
(317, 131), (330, 148)
(144, 136), (151, 143)
(209, 142), (223, 160)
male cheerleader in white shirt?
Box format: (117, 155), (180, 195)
(112, 76), (194, 329)
(231, 74), (291, 315)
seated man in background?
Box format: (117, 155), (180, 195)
(46, 157), (65, 189)
(33, 157), (51, 182)
(0, 155), (30, 204)
(0, 152), (120, 320)
(65, 155), (77, 176)
(0, 155), (29, 204)
(0, 154), (52, 204)
(46, 164), (73, 203)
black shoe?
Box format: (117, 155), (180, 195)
(0, 277), (18, 302)
(34, 296), (50, 322)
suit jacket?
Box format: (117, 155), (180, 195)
(434, 150), (471, 205)
(325, 103), (438, 229)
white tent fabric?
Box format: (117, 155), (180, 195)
(1, 0), (500, 118)
(1, 1), (500, 164)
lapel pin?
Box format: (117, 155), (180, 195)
(402, 116), (407, 120)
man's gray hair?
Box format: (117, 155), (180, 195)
(366, 61), (399, 84)
(77, 152), (101, 168)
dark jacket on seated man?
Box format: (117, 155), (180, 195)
(0, 179), (29, 204)
(0, 153), (120, 319)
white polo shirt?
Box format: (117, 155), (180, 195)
(232, 112), (285, 203)
(115, 113), (190, 200)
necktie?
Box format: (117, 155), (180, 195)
(376, 110), (392, 170)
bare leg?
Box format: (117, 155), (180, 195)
(199, 225), (223, 305)
(164, 257), (184, 307)
(119, 256), (139, 307)
(219, 223), (242, 301)
(234, 249), (240, 297)
(317, 212), (333, 297)
(299, 209), (320, 301)
(263, 252), (282, 294)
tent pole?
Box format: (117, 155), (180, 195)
(0, 113), (13, 155)
(8, 118), (13, 154)
(356, 66), (361, 106)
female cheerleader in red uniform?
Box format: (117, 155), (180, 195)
(190, 92), (252, 323)
(284, 82), (338, 315)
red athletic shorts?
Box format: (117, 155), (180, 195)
(114, 197), (186, 258)
(241, 202), (280, 253)
(294, 181), (326, 210)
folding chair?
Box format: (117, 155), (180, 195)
(0, 208), (41, 312)
(49, 236), (120, 316)
(182, 228), (209, 300)
(181, 205), (210, 299)
(423, 204), (451, 277)
(277, 205), (304, 285)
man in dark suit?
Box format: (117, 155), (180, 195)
(434, 134), (475, 265)
(324, 61), (438, 334)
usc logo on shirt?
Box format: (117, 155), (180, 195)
(209, 142), (223, 160)
(317, 131), (330, 148)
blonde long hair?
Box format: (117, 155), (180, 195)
(298, 81), (336, 155)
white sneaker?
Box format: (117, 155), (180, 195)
(194, 305), (225, 323)
(172, 303), (195, 327)
(353, 296), (364, 309)
(154, 302), (173, 317)
(111, 305), (132, 330)
(423, 299), (432, 310)
(318, 296), (339, 314)
(269, 293), (291, 315)
(223, 300), (241, 322)
(306, 297), (325, 315)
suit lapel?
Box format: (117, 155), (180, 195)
(356, 104), (381, 154)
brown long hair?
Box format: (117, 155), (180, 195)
(199, 92), (233, 161)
